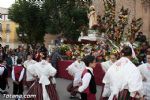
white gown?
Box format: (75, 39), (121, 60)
(0, 67), (4, 75)
(138, 63), (150, 99)
(28, 60), (57, 100)
(24, 60), (37, 81)
(103, 57), (143, 100)
(101, 60), (113, 97)
(101, 60), (113, 73)
(66, 60), (86, 86)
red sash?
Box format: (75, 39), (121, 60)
(14, 66), (23, 81)
(81, 68), (90, 94)
(81, 68), (96, 100)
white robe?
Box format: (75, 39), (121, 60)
(24, 60), (37, 81)
(101, 60), (113, 73)
(28, 60), (57, 100)
(103, 57), (143, 100)
(66, 60), (86, 86)
(138, 63), (150, 99)
(101, 60), (113, 97)
(0, 67), (4, 75)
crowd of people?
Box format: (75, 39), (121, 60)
(0, 32), (149, 100)
(66, 46), (150, 100)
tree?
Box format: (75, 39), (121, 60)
(9, 0), (45, 43)
(42, 0), (91, 41)
(9, 0), (91, 43)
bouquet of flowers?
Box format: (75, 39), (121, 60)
(60, 44), (70, 55)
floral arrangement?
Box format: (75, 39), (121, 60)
(60, 44), (70, 55)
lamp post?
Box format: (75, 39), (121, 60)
(19, 32), (27, 43)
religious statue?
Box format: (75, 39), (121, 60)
(88, 6), (98, 29)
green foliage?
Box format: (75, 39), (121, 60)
(131, 58), (140, 66)
(43, 0), (89, 40)
(9, 0), (90, 42)
(60, 44), (70, 54)
(9, 0), (46, 43)
(98, 0), (143, 48)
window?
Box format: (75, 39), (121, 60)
(5, 15), (9, 20)
(6, 24), (10, 33)
(0, 23), (2, 32)
(2, 15), (5, 20)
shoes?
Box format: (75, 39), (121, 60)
(70, 95), (77, 99)
(0, 91), (9, 94)
(2, 91), (9, 94)
(0, 91), (3, 94)
(70, 95), (81, 100)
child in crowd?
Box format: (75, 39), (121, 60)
(12, 58), (25, 95)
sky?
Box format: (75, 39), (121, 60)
(0, 0), (15, 8)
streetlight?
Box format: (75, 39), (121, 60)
(19, 32), (27, 43)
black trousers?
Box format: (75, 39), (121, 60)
(13, 82), (23, 95)
(0, 77), (7, 90)
(67, 82), (79, 96)
(81, 93), (87, 100)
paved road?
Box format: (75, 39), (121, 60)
(0, 78), (102, 100)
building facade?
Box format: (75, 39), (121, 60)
(93, 0), (150, 42)
(0, 7), (18, 48)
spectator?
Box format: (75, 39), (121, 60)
(135, 32), (146, 42)
(0, 47), (6, 61)
(0, 59), (9, 94)
(12, 58), (25, 95)
(50, 47), (63, 70)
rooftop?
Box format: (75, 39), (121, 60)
(0, 7), (8, 14)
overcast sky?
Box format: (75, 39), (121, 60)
(0, 0), (15, 8)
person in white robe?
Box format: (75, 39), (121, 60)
(23, 54), (37, 87)
(101, 53), (117, 98)
(101, 53), (117, 73)
(46, 56), (56, 85)
(102, 46), (144, 100)
(66, 56), (86, 98)
(138, 52), (150, 99)
(26, 53), (59, 100)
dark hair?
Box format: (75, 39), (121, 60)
(17, 58), (22, 64)
(27, 53), (32, 57)
(82, 55), (95, 67)
(138, 31), (143, 34)
(40, 52), (47, 60)
(121, 46), (132, 56)
(0, 59), (3, 63)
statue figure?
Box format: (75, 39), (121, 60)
(88, 6), (98, 29)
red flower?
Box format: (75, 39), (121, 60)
(66, 51), (72, 57)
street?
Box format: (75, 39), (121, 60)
(0, 78), (102, 100)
